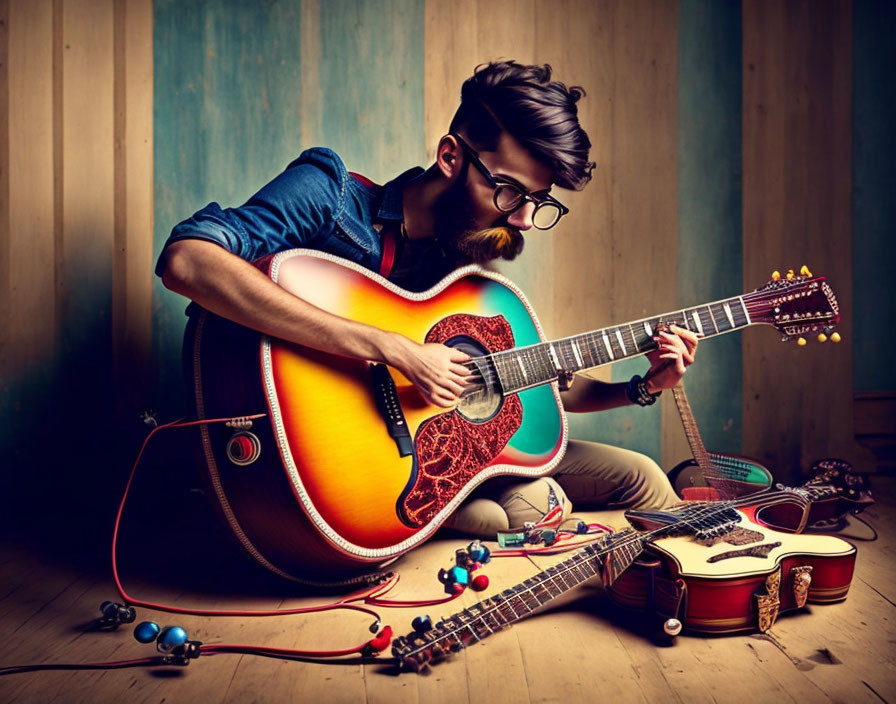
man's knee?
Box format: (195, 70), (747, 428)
(625, 454), (678, 509)
(443, 477), (573, 537)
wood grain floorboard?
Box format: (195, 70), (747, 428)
(1, 478), (894, 703)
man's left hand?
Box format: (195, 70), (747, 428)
(644, 324), (699, 393)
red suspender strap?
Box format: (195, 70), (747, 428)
(378, 227), (397, 278)
(349, 171), (396, 279)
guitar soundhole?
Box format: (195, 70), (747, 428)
(446, 337), (503, 423)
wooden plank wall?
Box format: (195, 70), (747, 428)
(1, 0), (891, 521)
(853, 0), (896, 393)
(152, 0), (426, 413)
(676, 0), (743, 462)
(742, 0), (868, 479)
(0, 0), (152, 502)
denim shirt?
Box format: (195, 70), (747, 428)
(156, 147), (434, 286)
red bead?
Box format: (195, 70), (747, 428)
(471, 575), (489, 591)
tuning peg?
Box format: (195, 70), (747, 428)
(800, 265), (813, 277)
(797, 337), (807, 346)
(817, 333), (827, 343)
(831, 332), (841, 343)
(786, 269), (795, 280)
(772, 270), (781, 281)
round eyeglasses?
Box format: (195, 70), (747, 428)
(452, 132), (570, 230)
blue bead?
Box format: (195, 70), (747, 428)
(133, 621), (161, 644)
(448, 566), (470, 586)
(157, 626), (189, 653)
(412, 615), (432, 633)
(470, 544), (491, 563)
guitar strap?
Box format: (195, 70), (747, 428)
(349, 171), (397, 279)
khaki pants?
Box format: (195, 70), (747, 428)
(443, 439), (679, 537)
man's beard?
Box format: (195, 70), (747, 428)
(432, 174), (525, 266)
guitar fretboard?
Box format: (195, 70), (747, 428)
(491, 296), (751, 395)
(392, 530), (644, 670)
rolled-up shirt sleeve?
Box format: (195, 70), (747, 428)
(155, 148), (347, 276)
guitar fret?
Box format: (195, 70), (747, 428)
(583, 333), (607, 366)
(558, 341), (576, 370)
(548, 343), (561, 371)
(602, 332), (614, 360)
(698, 306), (718, 334)
(736, 297), (751, 325)
(609, 328), (626, 358)
(580, 336), (598, 367)
(690, 309), (704, 336)
(570, 338), (585, 369)
(722, 302), (735, 328)
(710, 302), (732, 332)
(615, 329), (627, 354)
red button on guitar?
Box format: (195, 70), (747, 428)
(226, 432), (261, 466)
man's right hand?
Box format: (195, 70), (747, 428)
(387, 337), (472, 408)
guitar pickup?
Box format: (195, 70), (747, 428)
(370, 363), (413, 457)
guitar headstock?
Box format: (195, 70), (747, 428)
(744, 266), (841, 345)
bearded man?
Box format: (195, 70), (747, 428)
(157, 60), (698, 536)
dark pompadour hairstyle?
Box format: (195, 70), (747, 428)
(449, 61), (595, 191)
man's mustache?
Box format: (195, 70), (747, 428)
(456, 226), (525, 264)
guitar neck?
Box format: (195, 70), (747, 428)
(493, 295), (752, 395)
(671, 383), (712, 470)
(392, 530), (644, 670)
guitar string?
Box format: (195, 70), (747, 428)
(448, 283), (834, 403)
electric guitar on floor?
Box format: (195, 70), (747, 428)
(187, 251), (839, 583)
(392, 492), (857, 670)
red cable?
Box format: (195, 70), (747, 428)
(110, 415), (389, 658)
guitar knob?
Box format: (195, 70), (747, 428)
(800, 265), (813, 277)
(830, 332), (841, 343)
(817, 333), (827, 343)
(663, 618), (682, 637)
(797, 337), (807, 346)
(226, 431), (261, 466)
(786, 269), (795, 280)
(772, 270), (781, 281)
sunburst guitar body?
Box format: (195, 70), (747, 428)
(187, 250), (566, 583)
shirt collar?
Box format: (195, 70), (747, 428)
(377, 166), (424, 222)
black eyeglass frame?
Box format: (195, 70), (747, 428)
(450, 132), (570, 230)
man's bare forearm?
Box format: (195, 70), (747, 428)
(159, 238), (400, 363)
(560, 376), (633, 413)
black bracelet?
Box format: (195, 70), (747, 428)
(626, 374), (661, 406)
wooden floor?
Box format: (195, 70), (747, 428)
(1, 476), (895, 704)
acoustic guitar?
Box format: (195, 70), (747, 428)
(186, 250), (839, 583)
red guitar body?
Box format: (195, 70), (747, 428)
(608, 507), (856, 634)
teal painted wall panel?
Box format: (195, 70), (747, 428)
(316, 0), (425, 183)
(677, 0), (743, 454)
(152, 0), (426, 413)
(567, 358), (663, 463)
(853, 0), (896, 392)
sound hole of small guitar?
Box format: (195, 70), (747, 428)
(446, 337), (504, 423)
